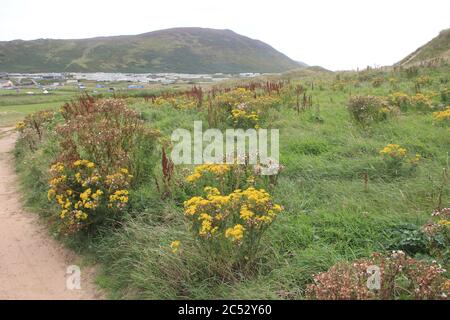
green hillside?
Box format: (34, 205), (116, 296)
(397, 28), (450, 66)
(0, 28), (301, 73)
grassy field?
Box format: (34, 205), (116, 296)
(9, 64), (450, 299)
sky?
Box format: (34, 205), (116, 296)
(0, 0), (449, 71)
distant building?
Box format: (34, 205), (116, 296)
(128, 84), (144, 89)
(42, 73), (64, 80)
(0, 72), (8, 79)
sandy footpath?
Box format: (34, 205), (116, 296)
(0, 127), (102, 299)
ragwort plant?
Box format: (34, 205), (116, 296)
(47, 160), (133, 235)
(182, 186), (283, 273)
(15, 110), (55, 151)
(181, 162), (284, 274)
(379, 143), (420, 175)
(57, 95), (160, 184)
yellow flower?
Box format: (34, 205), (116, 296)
(379, 143), (407, 159)
(170, 240), (181, 253)
(225, 224), (245, 242)
(109, 189), (129, 206)
(60, 209), (68, 219)
(240, 205), (254, 221)
(91, 189), (103, 199)
(186, 172), (201, 183)
(204, 186), (220, 197)
(47, 189), (56, 201)
(64, 200), (72, 209)
(199, 213), (213, 222)
(50, 162), (65, 173)
(80, 188), (92, 201)
(432, 107), (450, 124)
(15, 121), (26, 130)
(75, 210), (88, 220)
(186, 164), (230, 183)
(199, 220), (213, 236)
(438, 219), (450, 227)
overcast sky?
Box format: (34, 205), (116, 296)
(0, 0), (449, 71)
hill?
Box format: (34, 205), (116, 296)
(0, 28), (301, 74)
(397, 28), (450, 66)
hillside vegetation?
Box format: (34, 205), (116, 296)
(12, 61), (450, 299)
(398, 28), (450, 66)
(0, 28), (301, 73)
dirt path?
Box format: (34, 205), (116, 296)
(0, 128), (102, 300)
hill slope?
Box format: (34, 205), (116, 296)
(397, 28), (450, 66)
(0, 28), (300, 73)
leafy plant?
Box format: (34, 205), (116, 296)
(347, 95), (393, 126)
(306, 251), (449, 300)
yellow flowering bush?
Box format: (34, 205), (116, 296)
(183, 186), (283, 264)
(415, 75), (432, 87)
(186, 164), (231, 184)
(47, 159), (132, 235)
(379, 144), (420, 173)
(216, 88), (255, 108)
(15, 121), (26, 130)
(379, 143), (408, 159)
(230, 106), (260, 129)
(432, 107), (450, 126)
(214, 87), (280, 129)
(185, 157), (284, 198)
(410, 93), (433, 110)
(151, 96), (198, 109)
(15, 110), (55, 151)
(389, 91), (411, 111)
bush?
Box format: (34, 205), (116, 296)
(371, 77), (384, 87)
(182, 186), (283, 272)
(379, 143), (420, 175)
(410, 93), (434, 110)
(432, 107), (450, 126)
(47, 160), (133, 234)
(15, 110), (55, 151)
(56, 95), (160, 184)
(181, 162), (284, 273)
(213, 88), (280, 129)
(389, 92), (411, 111)
(306, 251), (449, 300)
(347, 95), (393, 125)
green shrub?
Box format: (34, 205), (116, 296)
(347, 95), (393, 126)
